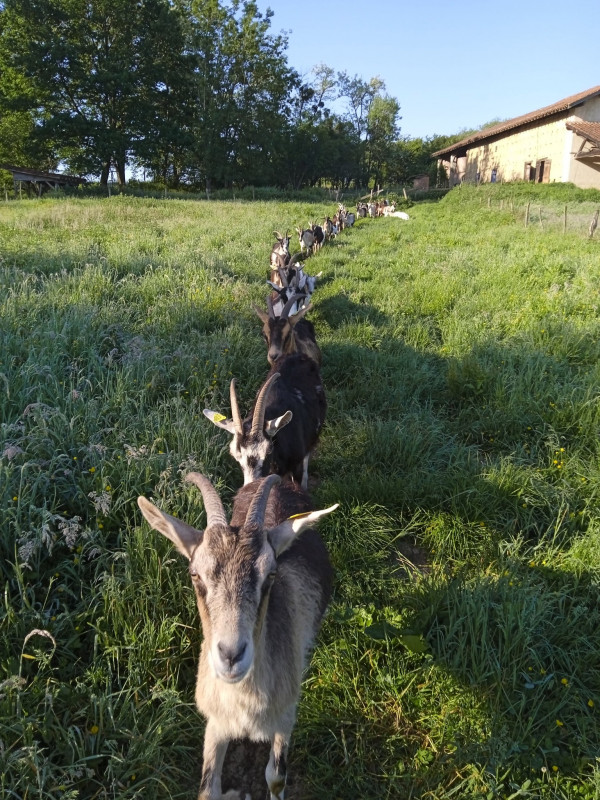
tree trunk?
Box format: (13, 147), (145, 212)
(115, 159), (126, 185)
(100, 160), (111, 186)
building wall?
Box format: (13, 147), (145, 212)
(566, 98), (600, 188)
(462, 112), (571, 183)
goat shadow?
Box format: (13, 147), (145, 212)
(315, 294), (389, 329)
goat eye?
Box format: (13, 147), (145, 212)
(189, 566), (203, 583)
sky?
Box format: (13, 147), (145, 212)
(255, 0), (600, 140)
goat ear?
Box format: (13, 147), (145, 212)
(254, 305), (269, 324)
(290, 303), (312, 324)
(264, 410), (292, 437)
(267, 504), (339, 556)
(138, 497), (202, 559)
(203, 409), (235, 433)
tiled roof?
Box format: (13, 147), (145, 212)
(0, 163), (85, 184)
(566, 120), (600, 147)
(432, 86), (600, 157)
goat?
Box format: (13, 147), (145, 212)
(389, 210), (410, 220)
(356, 202), (368, 218)
(137, 472), (336, 800)
(322, 216), (337, 240)
(270, 231), (291, 271)
(267, 264), (321, 317)
(310, 222), (325, 251)
(204, 353), (326, 488)
(255, 294), (322, 366)
(368, 202), (377, 218)
(296, 226), (315, 256)
(337, 204), (355, 229)
(382, 203), (397, 217)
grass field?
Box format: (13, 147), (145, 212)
(1, 184), (599, 799)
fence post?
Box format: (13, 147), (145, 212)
(525, 202), (530, 227)
(539, 206), (543, 229)
(589, 209), (599, 239)
(563, 205), (567, 234)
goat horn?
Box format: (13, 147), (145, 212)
(229, 379), (243, 435)
(281, 293), (304, 319)
(244, 474), (281, 529)
(288, 252), (304, 266)
(185, 473), (229, 529)
(278, 266), (289, 288)
(267, 295), (276, 319)
(251, 372), (280, 437)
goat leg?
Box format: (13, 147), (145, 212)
(300, 453), (310, 491)
(266, 725), (293, 800)
(198, 720), (229, 800)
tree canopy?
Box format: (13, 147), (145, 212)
(0, 0), (454, 189)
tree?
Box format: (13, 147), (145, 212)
(365, 94), (401, 187)
(0, 0), (191, 183)
(182, 0), (297, 192)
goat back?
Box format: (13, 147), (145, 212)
(231, 479), (333, 616)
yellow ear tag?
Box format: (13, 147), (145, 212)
(288, 512), (311, 520)
(213, 413), (227, 422)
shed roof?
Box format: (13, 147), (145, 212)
(432, 85), (600, 158)
(0, 163), (86, 184)
(566, 120), (600, 147)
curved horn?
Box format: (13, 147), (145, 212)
(278, 266), (289, 288)
(267, 295), (276, 319)
(185, 473), (229, 529)
(281, 293), (305, 319)
(229, 379), (244, 435)
(288, 252), (304, 266)
(251, 372), (280, 437)
(244, 474), (281, 529)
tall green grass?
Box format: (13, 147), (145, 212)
(1, 186), (599, 798)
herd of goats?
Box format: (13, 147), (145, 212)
(137, 200), (410, 800)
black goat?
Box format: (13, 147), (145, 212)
(203, 353), (326, 489)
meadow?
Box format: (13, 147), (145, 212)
(1, 183), (599, 799)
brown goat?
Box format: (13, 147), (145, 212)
(254, 295), (321, 367)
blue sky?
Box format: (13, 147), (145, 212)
(256, 0), (600, 139)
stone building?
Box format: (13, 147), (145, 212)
(433, 86), (600, 189)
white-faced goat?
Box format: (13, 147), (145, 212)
(296, 226), (315, 256)
(270, 231), (291, 271)
(337, 204), (355, 228)
(204, 355), (326, 488)
(137, 472), (336, 800)
(267, 265), (320, 317)
(255, 295), (322, 366)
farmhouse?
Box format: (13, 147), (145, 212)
(433, 85), (600, 189)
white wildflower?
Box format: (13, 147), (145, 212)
(57, 516), (83, 549)
(88, 491), (111, 515)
